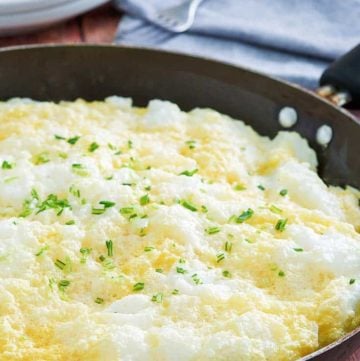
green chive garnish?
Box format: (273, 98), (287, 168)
(234, 208), (254, 223)
(133, 282), (144, 291)
(179, 199), (197, 212)
(55, 259), (66, 270)
(179, 169), (198, 176)
(106, 240), (113, 257)
(176, 267), (187, 274)
(222, 270), (231, 278)
(275, 218), (288, 232)
(205, 226), (221, 235)
(139, 194), (150, 206)
(151, 293), (163, 303)
(1, 160), (13, 170)
(88, 142), (99, 152)
(216, 253), (225, 263)
(67, 136), (80, 145)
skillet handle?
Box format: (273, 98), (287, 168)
(318, 44), (360, 107)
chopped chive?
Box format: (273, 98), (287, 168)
(144, 246), (154, 252)
(54, 134), (66, 140)
(176, 267), (187, 274)
(269, 205), (282, 214)
(58, 279), (70, 291)
(257, 185), (265, 191)
(71, 164), (88, 177)
(58, 152), (68, 159)
(92, 200), (115, 215)
(179, 169), (198, 177)
(99, 200), (115, 208)
(106, 240), (113, 257)
(224, 241), (233, 253)
(234, 184), (246, 191)
(172, 289), (179, 295)
(293, 248), (303, 252)
(222, 270), (231, 278)
(55, 259), (66, 270)
(234, 208), (254, 223)
(151, 293), (163, 303)
(275, 218), (288, 232)
(31, 188), (39, 200)
(49, 278), (56, 291)
(178, 258), (186, 264)
(35, 245), (49, 257)
(98, 255), (115, 270)
(133, 282), (144, 291)
(1, 160), (13, 170)
(139, 194), (150, 206)
(278, 270), (285, 277)
(191, 273), (202, 285)
(205, 226), (221, 235)
(122, 183), (133, 187)
(69, 185), (81, 198)
(179, 199), (197, 212)
(120, 207), (135, 215)
(71, 163), (84, 169)
(279, 189), (288, 196)
(216, 253), (225, 263)
(201, 205), (208, 213)
(95, 297), (104, 304)
(155, 268), (163, 273)
(127, 140), (133, 149)
(185, 140), (196, 149)
(79, 248), (92, 264)
(144, 185), (151, 191)
(4, 176), (18, 183)
(65, 220), (75, 225)
(105, 175), (113, 180)
(92, 208), (105, 215)
(350, 279), (356, 285)
(34, 153), (50, 165)
(35, 194), (71, 216)
(67, 136), (80, 145)
(88, 142), (99, 152)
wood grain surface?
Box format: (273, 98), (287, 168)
(0, 3), (359, 361)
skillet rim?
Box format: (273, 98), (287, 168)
(0, 43), (359, 361)
(0, 43), (359, 127)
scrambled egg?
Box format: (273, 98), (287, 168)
(0, 97), (359, 361)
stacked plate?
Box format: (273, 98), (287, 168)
(0, 0), (110, 36)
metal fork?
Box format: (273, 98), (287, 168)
(153, 0), (204, 33)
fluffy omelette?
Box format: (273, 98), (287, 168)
(0, 97), (359, 361)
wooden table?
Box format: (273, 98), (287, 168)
(0, 4), (359, 361)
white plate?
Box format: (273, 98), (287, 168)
(0, 0), (110, 36)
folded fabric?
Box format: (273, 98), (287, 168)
(113, 0), (360, 88)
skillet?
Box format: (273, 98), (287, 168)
(0, 44), (359, 361)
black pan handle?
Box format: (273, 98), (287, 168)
(318, 44), (360, 107)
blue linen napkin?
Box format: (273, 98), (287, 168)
(113, 0), (360, 89)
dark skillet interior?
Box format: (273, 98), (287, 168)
(0, 45), (359, 360)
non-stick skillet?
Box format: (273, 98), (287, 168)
(0, 44), (359, 361)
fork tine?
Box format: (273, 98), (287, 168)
(152, 0), (203, 33)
